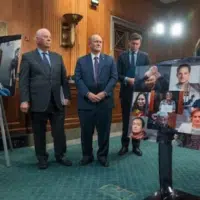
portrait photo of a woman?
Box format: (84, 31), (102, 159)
(178, 109), (200, 135)
(131, 92), (149, 117)
(159, 92), (176, 113)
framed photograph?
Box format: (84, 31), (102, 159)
(0, 35), (22, 96)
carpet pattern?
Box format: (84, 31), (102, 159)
(0, 137), (199, 200)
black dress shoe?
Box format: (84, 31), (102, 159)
(98, 157), (109, 167)
(132, 147), (142, 156)
(118, 147), (128, 156)
(56, 158), (72, 166)
(38, 159), (48, 169)
(79, 156), (94, 166)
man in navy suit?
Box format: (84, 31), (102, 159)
(75, 34), (118, 167)
(117, 33), (150, 156)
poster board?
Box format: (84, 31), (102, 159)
(128, 57), (200, 150)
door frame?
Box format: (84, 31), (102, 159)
(110, 15), (148, 56)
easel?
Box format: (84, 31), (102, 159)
(0, 96), (13, 167)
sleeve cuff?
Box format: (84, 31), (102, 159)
(124, 77), (128, 85)
(86, 92), (90, 97)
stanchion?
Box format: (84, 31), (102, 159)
(144, 125), (200, 200)
(0, 101), (11, 167)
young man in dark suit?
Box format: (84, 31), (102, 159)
(75, 34), (118, 167)
(19, 28), (72, 169)
(117, 33), (150, 156)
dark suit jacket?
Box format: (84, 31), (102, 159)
(75, 53), (118, 110)
(117, 50), (150, 101)
(19, 49), (71, 112)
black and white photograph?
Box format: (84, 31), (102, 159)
(0, 35), (21, 96)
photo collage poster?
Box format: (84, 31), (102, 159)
(128, 61), (200, 150)
(0, 35), (22, 96)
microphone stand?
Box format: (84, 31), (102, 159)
(144, 121), (200, 200)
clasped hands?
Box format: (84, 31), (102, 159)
(87, 91), (106, 103)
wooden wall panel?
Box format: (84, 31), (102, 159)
(1, 0), (184, 135)
(0, 0), (43, 134)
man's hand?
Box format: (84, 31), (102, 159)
(127, 78), (135, 86)
(145, 66), (158, 77)
(144, 75), (157, 89)
(87, 92), (101, 102)
(145, 66), (161, 79)
(20, 102), (29, 113)
(63, 99), (70, 106)
(96, 91), (106, 100)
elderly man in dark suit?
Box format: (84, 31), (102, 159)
(75, 34), (118, 167)
(117, 32), (150, 156)
(19, 28), (72, 169)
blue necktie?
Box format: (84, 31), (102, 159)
(94, 57), (99, 83)
(42, 52), (51, 68)
(132, 51), (136, 67)
(131, 52), (136, 77)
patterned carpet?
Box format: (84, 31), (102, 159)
(0, 137), (199, 200)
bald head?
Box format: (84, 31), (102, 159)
(89, 34), (103, 54)
(35, 28), (51, 51)
(89, 34), (102, 42)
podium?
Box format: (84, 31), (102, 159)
(144, 125), (200, 200)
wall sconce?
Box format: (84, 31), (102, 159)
(91, 0), (99, 7)
(61, 13), (83, 48)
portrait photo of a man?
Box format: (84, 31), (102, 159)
(147, 111), (171, 130)
(129, 117), (146, 140)
(134, 65), (170, 92)
(169, 64), (200, 92)
(128, 116), (148, 156)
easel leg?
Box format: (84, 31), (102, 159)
(0, 105), (11, 167)
(0, 97), (13, 151)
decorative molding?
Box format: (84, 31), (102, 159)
(110, 16), (145, 55)
(110, 15), (149, 55)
